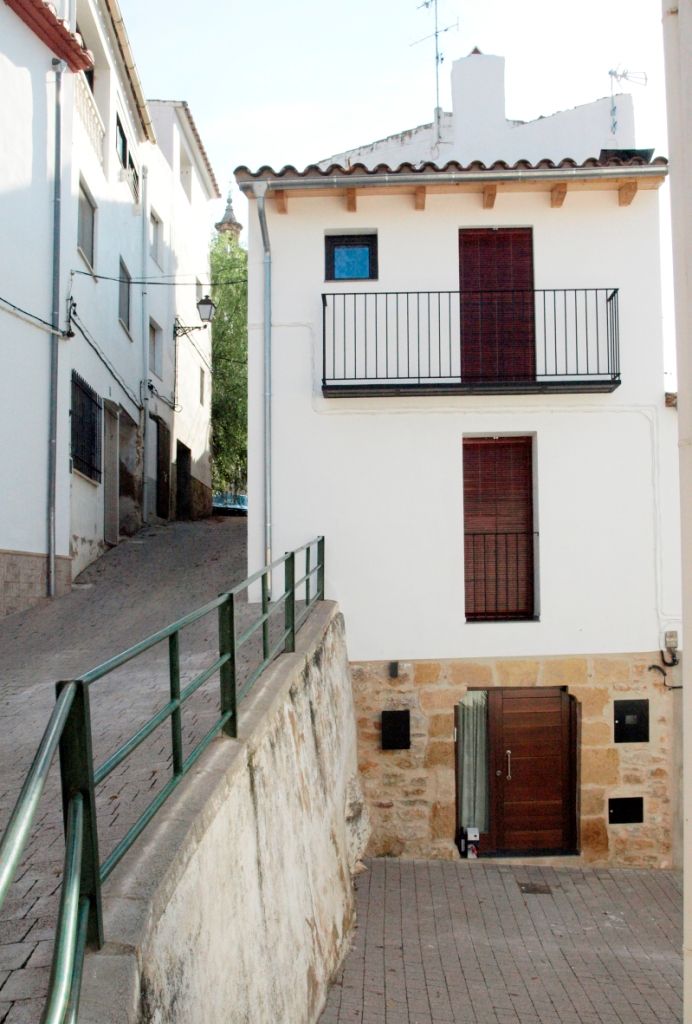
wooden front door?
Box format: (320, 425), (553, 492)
(459, 227), (536, 382)
(155, 418), (171, 520)
(486, 687), (577, 854)
(176, 440), (192, 519)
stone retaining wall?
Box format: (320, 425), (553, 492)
(79, 602), (368, 1024)
(353, 653), (681, 868)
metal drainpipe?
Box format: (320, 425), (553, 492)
(253, 183), (272, 572)
(47, 59), (66, 598)
(140, 166), (150, 523)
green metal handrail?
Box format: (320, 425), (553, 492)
(0, 536), (325, 1023)
(0, 682), (77, 905)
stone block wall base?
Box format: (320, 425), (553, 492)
(191, 477), (212, 518)
(352, 653), (680, 869)
(0, 549), (71, 618)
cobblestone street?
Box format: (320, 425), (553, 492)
(0, 518), (248, 1023)
(319, 859), (682, 1024)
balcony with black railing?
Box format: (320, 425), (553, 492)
(322, 289), (620, 396)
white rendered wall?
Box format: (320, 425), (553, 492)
(149, 102), (213, 497)
(323, 53), (635, 170)
(1, 1), (214, 587)
(246, 188), (681, 662)
(662, 0), (692, 1018)
(0, 10), (71, 560)
(66, 18), (148, 572)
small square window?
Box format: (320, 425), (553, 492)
(118, 258), (131, 331)
(77, 181), (95, 268)
(325, 234), (378, 281)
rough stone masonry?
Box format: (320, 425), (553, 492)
(353, 652), (681, 867)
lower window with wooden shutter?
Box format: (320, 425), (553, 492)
(463, 436), (536, 621)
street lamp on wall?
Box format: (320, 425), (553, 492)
(173, 294), (217, 337)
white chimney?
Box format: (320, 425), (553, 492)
(451, 51), (507, 164)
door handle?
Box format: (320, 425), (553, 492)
(506, 749), (512, 781)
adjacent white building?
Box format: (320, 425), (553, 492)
(237, 52), (682, 867)
(0, 0), (219, 615)
(661, 0), (692, 1016)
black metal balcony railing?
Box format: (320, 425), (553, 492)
(322, 289), (620, 396)
(464, 531), (537, 621)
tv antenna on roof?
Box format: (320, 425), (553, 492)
(411, 0), (459, 144)
(608, 67), (647, 136)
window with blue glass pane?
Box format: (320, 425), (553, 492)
(326, 234), (378, 280)
(334, 245), (370, 279)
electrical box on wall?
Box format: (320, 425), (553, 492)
(381, 709), (410, 750)
(613, 699), (649, 743)
(608, 797), (644, 824)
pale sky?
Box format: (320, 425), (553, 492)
(117, 0), (674, 378)
(118, 0), (668, 223)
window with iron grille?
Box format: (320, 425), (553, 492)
(463, 436), (536, 621)
(71, 372), (102, 482)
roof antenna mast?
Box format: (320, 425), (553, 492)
(411, 0), (458, 144)
(608, 67), (647, 137)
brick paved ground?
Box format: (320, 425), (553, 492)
(0, 518), (255, 1023)
(319, 859), (683, 1024)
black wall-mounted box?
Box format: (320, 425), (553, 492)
(381, 709), (410, 750)
(608, 797), (644, 824)
(614, 699), (649, 743)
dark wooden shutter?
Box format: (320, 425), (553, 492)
(459, 228), (535, 382)
(463, 437), (534, 619)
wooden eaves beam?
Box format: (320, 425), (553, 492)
(482, 184), (497, 209)
(550, 183), (567, 208)
(618, 181), (638, 206)
(274, 189), (287, 214)
(346, 188), (357, 212)
(414, 186), (426, 211)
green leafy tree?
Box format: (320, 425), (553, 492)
(210, 234), (248, 493)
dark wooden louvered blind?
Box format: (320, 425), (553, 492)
(459, 228), (535, 382)
(463, 437), (534, 620)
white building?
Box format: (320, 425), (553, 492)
(661, 0), (692, 1016)
(237, 51), (682, 867)
(0, 0), (219, 615)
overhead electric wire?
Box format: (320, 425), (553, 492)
(71, 269), (247, 287)
(69, 310), (142, 411)
(0, 293), (66, 336)
(147, 381), (180, 411)
(181, 331), (213, 374)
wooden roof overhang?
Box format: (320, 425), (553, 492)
(234, 158), (668, 213)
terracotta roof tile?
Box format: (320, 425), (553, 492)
(6, 0), (93, 72)
(235, 154), (667, 181)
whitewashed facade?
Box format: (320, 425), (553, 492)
(662, 0), (692, 1012)
(0, 0), (219, 614)
(237, 52), (682, 867)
